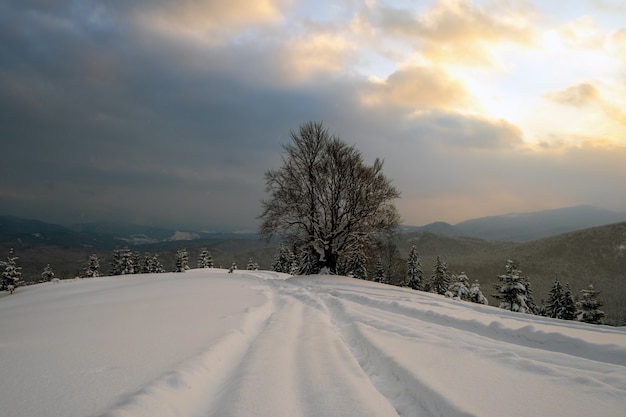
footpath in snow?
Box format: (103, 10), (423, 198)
(1, 269), (625, 417)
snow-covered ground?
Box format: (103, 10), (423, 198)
(1, 269), (625, 417)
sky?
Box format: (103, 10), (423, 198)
(1, 0), (626, 231)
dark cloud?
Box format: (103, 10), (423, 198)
(1, 1), (625, 230)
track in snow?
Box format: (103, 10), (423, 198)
(100, 272), (626, 417)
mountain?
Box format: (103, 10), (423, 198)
(411, 205), (626, 242)
(397, 221), (626, 324)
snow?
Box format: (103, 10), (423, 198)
(1, 269), (625, 417)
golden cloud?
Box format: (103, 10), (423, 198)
(362, 65), (472, 111)
(281, 32), (357, 82)
(138, 0), (289, 39)
(545, 83), (599, 107)
(372, 0), (535, 66)
(557, 16), (607, 49)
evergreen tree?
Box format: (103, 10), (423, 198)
(493, 260), (529, 313)
(111, 247), (134, 275)
(347, 243), (368, 280)
(41, 264), (55, 282)
(373, 255), (385, 283)
(560, 283), (578, 321)
(577, 284), (605, 324)
(298, 247), (320, 275)
(85, 254), (100, 277)
(228, 261), (238, 273)
(110, 247), (122, 275)
(445, 272), (470, 300)
(546, 280), (564, 318)
(288, 253), (300, 276)
(429, 256), (450, 295)
(1, 248), (22, 293)
(150, 254), (165, 273)
(132, 251), (141, 274)
(406, 245), (423, 290)
(523, 277), (538, 315)
(247, 258), (258, 271)
(197, 248), (214, 268)
(174, 249), (189, 273)
(271, 245), (291, 273)
(469, 280), (489, 305)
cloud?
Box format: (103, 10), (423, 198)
(368, 0), (536, 66)
(361, 65), (472, 111)
(134, 0), (290, 40)
(545, 83), (599, 107)
(557, 16), (607, 49)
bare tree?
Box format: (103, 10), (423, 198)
(259, 121), (400, 274)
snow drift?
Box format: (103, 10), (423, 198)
(1, 269), (625, 417)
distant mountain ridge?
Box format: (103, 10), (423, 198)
(408, 205), (626, 242)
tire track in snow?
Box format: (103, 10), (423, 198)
(205, 283), (399, 417)
(98, 286), (278, 417)
(320, 293), (477, 417)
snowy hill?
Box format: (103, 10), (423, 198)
(1, 270), (625, 417)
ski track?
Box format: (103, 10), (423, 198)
(49, 272), (626, 417)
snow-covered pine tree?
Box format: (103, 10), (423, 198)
(560, 283), (578, 321)
(523, 277), (538, 315)
(228, 261), (238, 273)
(197, 248), (214, 268)
(298, 247), (319, 275)
(110, 247), (122, 275)
(271, 245), (291, 273)
(246, 258), (257, 271)
(85, 254), (100, 277)
(445, 272), (470, 300)
(429, 256), (450, 295)
(151, 254), (165, 273)
(373, 255), (385, 283)
(406, 245), (423, 290)
(469, 280), (489, 305)
(546, 280), (564, 318)
(132, 252), (141, 274)
(41, 264), (55, 282)
(348, 243), (368, 280)
(577, 284), (605, 324)
(174, 249), (189, 273)
(119, 247), (134, 274)
(1, 248), (22, 293)
(289, 253), (299, 276)
(493, 260), (529, 313)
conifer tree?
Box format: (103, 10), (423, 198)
(445, 272), (470, 300)
(85, 254), (100, 277)
(132, 251), (141, 274)
(546, 280), (564, 318)
(469, 280), (489, 305)
(493, 260), (529, 313)
(348, 243), (368, 280)
(41, 264), (55, 281)
(197, 248), (214, 268)
(271, 245), (291, 273)
(289, 253), (300, 276)
(577, 284), (605, 324)
(523, 277), (538, 315)
(406, 245), (423, 290)
(560, 283), (578, 321)
(373, 255), (385, 283)
(247, 258), (257, 271)
(151, 254), (165, 273)
(174, 249), (189, 272)
(228, 261), (238, 273)
(429, 256), (450, 295)
(1, 248), (22, 293)
(298, 248), (319, 275)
